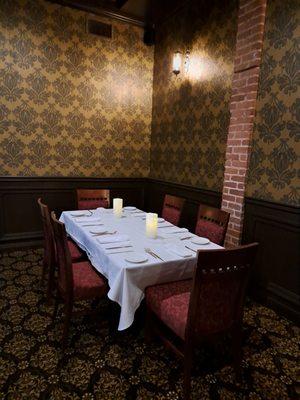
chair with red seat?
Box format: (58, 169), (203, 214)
(145, 243), (258, 400)
(37, 198), (85, 301)
(162, 194), (185, 226)
(77, 189), (110, 210)
(51, 211), (108, 347)
(195, 204), (230, 246)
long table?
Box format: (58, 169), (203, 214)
(60, 208), (222, 330)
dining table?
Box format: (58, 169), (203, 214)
(60, 207), (222, 331)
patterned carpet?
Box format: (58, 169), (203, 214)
(0, 249), (299, 400)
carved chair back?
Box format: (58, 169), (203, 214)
(162, 194), (185, 226)
(195, 204), (230, 245)
(77, 189), (110, 210)
(186, 243), (258, 339)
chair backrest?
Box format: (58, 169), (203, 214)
(186, 243), (258, 339)
(37, 198), (55, 266)
(50, 211), (74, 299)
(195, 204), (230, 245)
(162, 194), (185, 226)
(77, 189), (110, 210)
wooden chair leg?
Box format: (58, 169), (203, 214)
(145, 309), (154, 343)
(232, 325), (243, 377)
(41, 257), (47, 284)
(52, 294), (59, 322)
(183, 342), (193, 400)
(46, 264), (55, 304)
(62, 302), (73, 348)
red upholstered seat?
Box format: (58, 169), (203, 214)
(145, 244), (259, 400)
(146, 280), (192, 339)
(195, 219), (225, 245)
(162, 206), (181, 226)
(71, 261), (107, 300)
(67, 239), (84, 261)
(78, 199), (109, 210)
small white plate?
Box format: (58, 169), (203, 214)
(158, 218), (165, 223)
(89, 228), (108, 234)
(192, 237), (210, 245)
(123, 206), (136, 211)
(125, 253), (148, 263)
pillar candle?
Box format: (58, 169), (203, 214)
(113, 198), (123, 218)
(146, 213), (158, 239)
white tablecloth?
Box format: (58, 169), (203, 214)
(60, 208), (222, 330)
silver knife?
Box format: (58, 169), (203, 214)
(81, 223), (104, 227)
(166, 231), (186, 234)
(105, 245), (133, 250)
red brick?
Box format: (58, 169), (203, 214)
(221, 0), (266, 249)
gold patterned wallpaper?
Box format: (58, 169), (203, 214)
(246, 0), (300, 206)
(0, 0), (154, 177)
(150, 0), (238, 192)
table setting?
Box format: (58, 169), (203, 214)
(60, 198), (222, 330)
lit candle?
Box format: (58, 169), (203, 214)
(113, 198), (123, 218)
(146, 213), (158, 239)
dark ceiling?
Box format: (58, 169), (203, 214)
(47, 0), (188, 27)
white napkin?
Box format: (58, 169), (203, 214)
(96, 234), (130, 244)
(132, 213), (147, 217)
(96, 207), (112, 212)
(70, 211), (91, 217)
(166, 244), (193, 258)
(75, 217), (102, 223)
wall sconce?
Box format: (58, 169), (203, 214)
(172, 50), (190, 75)
(172, 51), (182, 75)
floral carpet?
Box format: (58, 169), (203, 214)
(0, 249), (299, 400)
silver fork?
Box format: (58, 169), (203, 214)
(185, 245), (197, 253)
(145, 247), (164, 261)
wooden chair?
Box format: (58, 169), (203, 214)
(37, 198), (85, 301)
(195, 204), (230, 246)
(145, 243), (259, 400)
(162, 194), (185, 226)
(77, 189), (110, 210)
(51, 211), (108, 347)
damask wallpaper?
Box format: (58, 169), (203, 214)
(150, 0), (238, 192)
(246, 0), (300, 206)
(0, 0), (153, 177)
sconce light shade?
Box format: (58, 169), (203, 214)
(172, 51), (182, 75)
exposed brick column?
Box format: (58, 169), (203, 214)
(221, 0), (267, 247)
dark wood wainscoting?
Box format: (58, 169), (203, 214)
(0, 177), (222, 250)
(1, 177), (298, 323)
(243, 197), (300, 323)
(0, 177), (145, 250)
